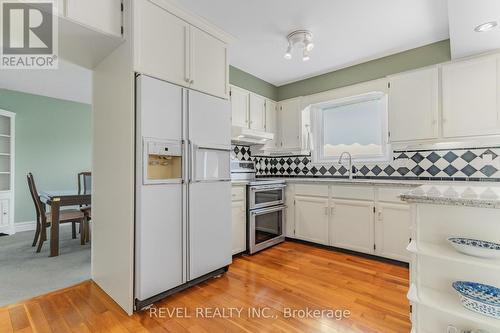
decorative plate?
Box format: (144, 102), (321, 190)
(447, 237), (500, 259)
(452, 281), (500, 319)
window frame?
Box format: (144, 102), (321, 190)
(310, 91), (391, 164)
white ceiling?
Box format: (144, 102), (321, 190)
(448, 0), (500, 59)
(173, 0), (450, 86)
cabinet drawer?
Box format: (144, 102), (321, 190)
(377, 187), (413, 203)
(331, 185), (374, 201)
(294, 184), (328, 197)
(231, 186), (246, 201)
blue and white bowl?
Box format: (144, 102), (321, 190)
(447, 237), (500, 259)
(452, 281), (500, 319)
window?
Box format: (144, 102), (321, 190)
(311, 92), (390, 163)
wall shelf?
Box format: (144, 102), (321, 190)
(409, 204), (500, 332)
(416, 286), (500, 329)
(0, 110), (14, 235)
(409, 240), (500, 271)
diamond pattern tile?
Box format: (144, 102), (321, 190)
(461, 165), (477, 177)
(461, 151), (477, 163)
(411, 165), (425, 176)
(397, 167), (410, 176)
(482, 149), (499, 159)
(411, 153), (424, 163)
(443, 165), (458, 176)
(371, 166), (382, 176)
(232, 145), (500, 181)
(480, 165), (498, 177)
(426, 165), (440, 176)
(359, 166), (370, 176)
(443, 151), (459, 163)
(427, 152), (440, 163)
(384, 165), (396, 176)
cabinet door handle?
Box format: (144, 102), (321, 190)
(378, 210), (383, 221)
(184, 78), (190, 83)
(330, 207), (334, 215)
(190, 79), (194, 84)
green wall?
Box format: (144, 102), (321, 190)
(229, 40), (451, 101)
(229, 65), (279, 101)
(0, 89), (91, 223)
(278, 40), (451, 100)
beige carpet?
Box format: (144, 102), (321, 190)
(0, 225), (90, 306)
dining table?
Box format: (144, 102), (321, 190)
(40, 190), (91, 257)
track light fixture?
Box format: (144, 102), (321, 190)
(283, 30), (314, 61)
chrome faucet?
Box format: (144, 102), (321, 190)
(338, 151), (353, 180)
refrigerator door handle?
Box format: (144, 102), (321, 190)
(195, 144), (231, 152)
(189, 140), (196, 183)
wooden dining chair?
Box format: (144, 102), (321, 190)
(78, 172), (91, 243)
(27, 173), (86, 252)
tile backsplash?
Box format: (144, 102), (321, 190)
(231, 145), (500, 181)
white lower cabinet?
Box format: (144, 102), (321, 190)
(0, 199), (9, 230)
(375, 202), (411, 262)
(330, 199), (374, 255)
(231, 186), (246, 255)
(288, 183), (411, 262)
(294, 196), (329, 245)
(284, 184), (295, 237)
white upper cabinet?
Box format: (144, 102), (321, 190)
(230, 86), (249, 128)
(442, 55), (500, 138)
(134, 0), (189, 87)
(278, 98), (302, 150)
(65, 0), (122, 37)
(263, 100), (278, 149)
(294, 196), (329, 245)
(249, 94), (266, 131)
(389, 67), (439, 142)
(190, 26), (229, 99)
(230, 85), (277, 136)
(134, 0), (229, 99)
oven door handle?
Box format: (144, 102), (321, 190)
(249, 184), (287, 191)
(250, 205), (287, 216)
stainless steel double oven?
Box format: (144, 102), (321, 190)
(247, 180), (286, 254)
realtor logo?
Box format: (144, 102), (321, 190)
(1, 0), (58, 69)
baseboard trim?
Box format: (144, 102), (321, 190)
(285, 237), (409, 268)
(14, 221), (36, 233)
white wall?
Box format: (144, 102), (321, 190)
(91, 0), (135, 315)
(0, 60), (92, 104)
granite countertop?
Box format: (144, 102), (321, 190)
(401, 184), (500, 208)
(259, 177), (425, 188)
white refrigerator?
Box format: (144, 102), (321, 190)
(135, 75), (232, 308)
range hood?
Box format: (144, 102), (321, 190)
(231, 126), (274, 145)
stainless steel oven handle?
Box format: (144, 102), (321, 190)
(249, 184), (287, 191)
(250, 205), (287, 215)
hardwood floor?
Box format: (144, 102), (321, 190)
(0, 242), (410, 333)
